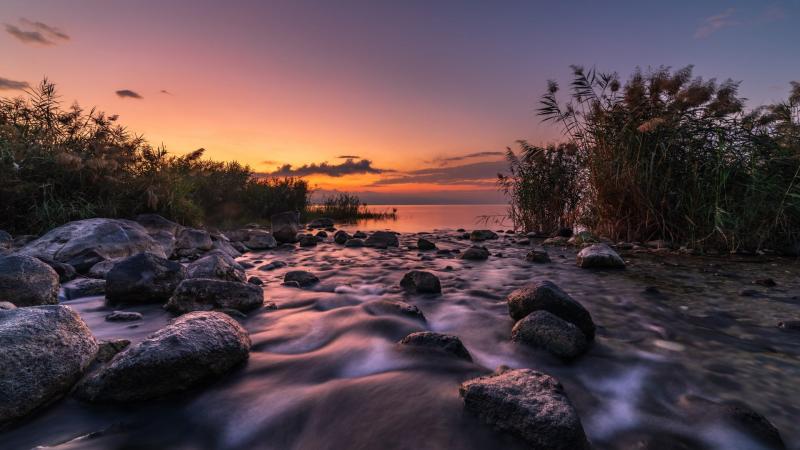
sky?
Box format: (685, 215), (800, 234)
(2, 0), (799, 204)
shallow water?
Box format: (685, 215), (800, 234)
(4, 229), (800, 450)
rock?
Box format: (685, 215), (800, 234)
(165, 278), (264, 314)
(353, 231), (367, 239)
(0, 230), (12, 250)
(399, 331), (471, 361)
(307, 218), (335, 228)
(105, 253), (186, 305)
(17, 218), (166, 269)
(400, 270), (442, 294)
(315, 231), (328, 238)
(185, 251), (246, 282)
(248, 276), (263, 286)
(525, 248), (551, 263)
(87, 259), (119, 279)
(0, 301), (15, 310)
(230, 241), (250, 253)
(517, 239), (531, 246)
(75, 312), (251, 402)
(459, 369), (589, 450)
(258, 261), (287, 271)
(244, 230), (278, 250)
(460, 232), (470, 239)
(345, 238), (365, 248)
(105, 311), (143, 322)
(283, 270), (319, 287)
(12, 234), (38, 249)
(507, 281), (595, 340)
(470, 230), (499, 241)
(271, 211), (300, 243)
(298, 234), (318, 247)
(460, 246), (490, 261)
(417, 238), (437, 251)
(0, 255), (60, 306)
(363, 300), (425, 321)
(511, 311), (589, 360)
(334, 230), (350, 244)
(576, 244), (625, 269)
(568, 230), (597, 246)
(223, 229), (250, 242)
(0, 305), (98, 425)
(174, 228), (213, 257)
(543, 236), (569, 246)
(134, 214), (181, 235)
(365, 231), (399, 248)
(95, 339), (131, 362)
(63, 278), (107, 300)
(35, 257), (76, 282)
(211, 236), (241, 259)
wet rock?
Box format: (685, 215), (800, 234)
(334, 230), (350, 244)
(95, 339), (131, 363)
(0, 255), (60, 306)
(224, 229), (250, 242)
(0, 301), (15, 310)
(75, 311), (250, 402)
(399, 331), (471, 361)
(511, 311), (589, 360)
(299, 234), (318, 247)
(284, 270), (319, 287)
(567, 230), (597, 246)
(365, 231), (400, 248)
(0, 305), (98, 425)
(230, 241), (250, 253)
(363, 300), (425, 321)
(185, 251), (246, 282)
(63, 278), (107, 300)
(460, 246), (490, 261)
(470, 229), (499, 241)
(105, 311), (143, 322)
(17, 218), (166, 268)
(678, 395), (785, 450)
(166, 278), (264, 314)
(248, 276), (263, 286)
(345, 238), (365, 248)
(316, 231), (328, 238)
(258, 260), (287, 271)
(174, 228), (213, 257)
(134, 214), (181, 235)
(576, 243), (625, 269)
(244, 230), (278, 250)
(307, 218), (334, 228)
(210, 235), (241, 259)
(400, 270), (442, 294)
(105, 253), (186, 305)
(459, 368), (589, 450)
(417, 237), (437, 251)
(271, 211), (300, 243)
(35, 257), (77, 282)
(543, 236), (569, 246)
(525, 248), (551, 263)
(87, 259), (118, 279)
(517, 239), (531, 246)
(507, 280), (595, 340)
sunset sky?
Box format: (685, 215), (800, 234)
(2, 0), (798, 203)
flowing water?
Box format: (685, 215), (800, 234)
(3, 210), (800, 449)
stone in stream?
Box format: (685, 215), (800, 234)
(345, 238), (365, 248)
(334, 230), (350, 244)
(258, 260), (287, 271)
(105, 311), (143, 322)
(399, 331), (472, 361)
(400, 270), (442, 294)
(365, 231), (400, 248)
(298, 234), (318, 247)
(75, 311), (251, 403)
(506, 281), (596, 340)
(525, 248), (551, 263)
(271, 211), (300, 243)
(63, 278), (107, 300)
(353, 231), (368, 239)
(417, 237), (437, 251)
(35, 257), (77, 282)
(0, 305), (98, 426)
(105, 253), (186, 305)
(511, 311), (589, 360)
(174, 227), (214, 257)
(543, 236), (569, 246)
(165, 278), (264, 314)
(469, 229), (499, 241)
(460, 246), (490, 261)
(0, 301), (15, 310)
(362, 300), (426, 322)
(459, 368), (589, 450)
(244, 230), (278, 250)
(307, 217), (335, 228)
(248, 276), (263, 286)
(283, 270), (319, 287)
(0, 255), (60, 306)
(576, 243), (625, 269)
(316, 231), (328, 238)
(210, 235), (242, 259)
(185, 251), (246, 283)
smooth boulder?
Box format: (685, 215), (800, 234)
(364, 231), (399, 248)
(0, 255), (60, 306)
(0, 305), (98, 425)
(284, 270), (319, 287)
(185, 251), (246, 282)
(399, 331), (471, 361)
(174, 228), (214, 257)
(417, 238), (437, 251)
(511, 311), (589, 360)
(333, 230), (350, 245)
(271, 211), (300, 243)
(400, 270), (442, 294)
(244, 230), (278, 250)
(460, 246), (490, 261)
(576, 243), (625, 269)
(507, 280), (596, 340)
(105, 253), (186, 304)
(165, 278), (264, 314)
(75, 311), (251, 402)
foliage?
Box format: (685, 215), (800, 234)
(309, 193), (397, 221)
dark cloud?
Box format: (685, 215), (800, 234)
(267, 158), (393, 177)
(430, 151), (504, 166)
(0, 76), (30, 91)
(337, 155), (361, 159)
(5, 19), (69, 45)
(313, 188), (506, 205)
(370, 160), (507, 186)
(116, 89), (143, 99)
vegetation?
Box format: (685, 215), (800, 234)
(500, 66), (800, 252)
(309, 193), (397, 221)
(0, 79), (310, 234)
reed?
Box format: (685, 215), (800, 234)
(309, 193), (397, 221)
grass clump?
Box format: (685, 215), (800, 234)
(501, 66), (800, 253)
(309, 193), (397, 221)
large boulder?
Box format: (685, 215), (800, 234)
(511, 311), (589, 360)
(17, 219), (166, 269)
(105, 253), (186, 305)
(507, 280), (595, 340)
(174, 228), (214, 257)
(211, 235), (241, 259)
(460, 368), (590, 450)
(0, 305), (98, 425)
(400, 270), (442, 294)
(365, 231), (399, 248)
(244, 230), (278, 250)
(399, 331), (471, 361)
(75, 311), (250, 402)
(165, 278), (264, 314)
(576, 244), (625, 269)
(470, 230), (499, 241)
(0, 255), (60, 306)
(133, 214), (181, 235)
(185, 251), (246, 282)
(271, 211), (300, 243)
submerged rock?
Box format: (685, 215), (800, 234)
(511, 311), (589, 360)
(63, 278), (107, 300)
(576, 244), (625, 269)
(271, 211), (300, 243)
(105, 253), (186, 305)
(400, 270), (442, 294)
(470, 229), (499, 241)
(334, 230), (350, 245)
(417, 238), (437, 251)
(0, 254), (60, 306)
(460, 246), (490, 261)
(365, 231), (400, 248)
(76, 311), (251, 402)
(525, 248), (551, 263)
(284, 270), (319, 287)
(459, 369), (589, 450)
(166, 278), (264, 314)
(363, 300), (426, 322)
(0, 305), (98, 425)
(399, 331), (471, 361)
(506, 280), (595, 340)
(258, 260), (287, 271)
(353, 231), (368, 239)
(185, 251), (246, 283)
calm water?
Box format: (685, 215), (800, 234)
(352, 204), (511, 232)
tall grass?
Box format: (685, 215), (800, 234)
(0, 79), (310, 234)
(501, 66), (800, 252)
(309, 193), (397, 221)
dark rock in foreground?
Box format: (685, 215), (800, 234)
(460, 246), (490, 261)
(284, 270), (320, 287)
(511, 311), (589, 360)
(507, 280), (595, 340)
(365, 231), (399, 248)
(166, 278), (264, 314)
(576, 243), (625, 269)
(76, 311), (251, 403)
(0, 305), (98, 426)
(400, 270), (442, 294)
(399, 331), (471, 361)
(459, 368), (590, 450)
(0, 255), (60, 306)
(298, 234), (318, 247)
(105, 253), (186, 305)
(36, 257), (77, 282)
(185, 251), (246, 283)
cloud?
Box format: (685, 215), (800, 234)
(160, 89), (172, 95)
(4, 18), (69, 45)
(0, 76), (30, 91)
(261, 160), (279, 165)
(430, 151), (504, 166)
(115, 89), (143, 99)
(694, 9), (738, 39)
(267, 158), (393, 177)
(370, 160), (507, 186)
(337, 155), (361, 159)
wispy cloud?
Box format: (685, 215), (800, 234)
(159, 89), (172, 95)
(267, 158), (393, 177)
(337, 155), (361, 159)
(430, 151), (504, 166)
(115, 89), (143, 99)
(370, 160), (507, 186)
(4, 18), (69, 45)
(0, 76), (30, 91)
(694, 9), (737, 39)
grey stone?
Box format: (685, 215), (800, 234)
(271, 211), (300, 243)
(507, 280), (595, 340)
(460, 246), (490, 261)
(470, 230), (499, 241)
(185, 251), (246, 282)
(105, 311), (143, 322)
(417, 238), (436, 251)
(365, 231), (399, 248)
(283, 270), (319, 287)
(298, 234), (318, 247)
(165, 278), (264, 314)
(95, 339), (131, 362)
(174, 228), (213, 257)
(363, 300), (425, 321)
(345, 238), (364, 248)
(399, 331), (471, 361)
(63, 278), (107, 300)
(334, 230), (350, 244)
(511, 311), (589, 360)
(576, 244), (625, 269)
(244, 230), (278, 250)
(525, 248), (551, 263)
(0, 255), (60, 306)
(105, 253), (186, 305)
(400, 270), (442, 294)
